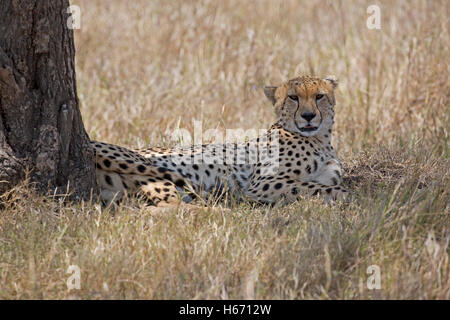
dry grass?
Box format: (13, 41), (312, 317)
(0, 0), (449, 299)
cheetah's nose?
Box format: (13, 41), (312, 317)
(301, 112), (316, 122)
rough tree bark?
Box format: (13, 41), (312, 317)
(0, 0), (96, 199)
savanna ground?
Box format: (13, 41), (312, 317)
(0, 0), (449, 299)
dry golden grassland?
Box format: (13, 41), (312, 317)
(0, 0), (449, 299)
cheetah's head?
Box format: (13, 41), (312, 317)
(264, 75), (338, 137)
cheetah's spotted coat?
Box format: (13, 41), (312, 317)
(93, 75), (347, 206)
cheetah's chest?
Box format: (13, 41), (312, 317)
(278, 141), (337, 181)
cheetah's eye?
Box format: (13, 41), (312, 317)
(316, 94), (324, 100)
(288, 95), (298, 102)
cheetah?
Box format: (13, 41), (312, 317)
(92, 75), (347, 207)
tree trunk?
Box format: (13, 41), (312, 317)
(0, 0), (96, 200)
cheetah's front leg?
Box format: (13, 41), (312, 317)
(309, 159), (347, 203)
(312, 159), (343, 187)
(245, 178), (347, 204)
(295, 181), (347, 203)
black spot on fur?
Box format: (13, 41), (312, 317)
(157, 167), (168, 173)
(175, 179), (185, 188)
(105, 175), (113, 186)
(119, 163), (128, 170)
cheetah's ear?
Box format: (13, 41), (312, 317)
(263, 86), (277, 105)
(324, 75), (339, 89)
